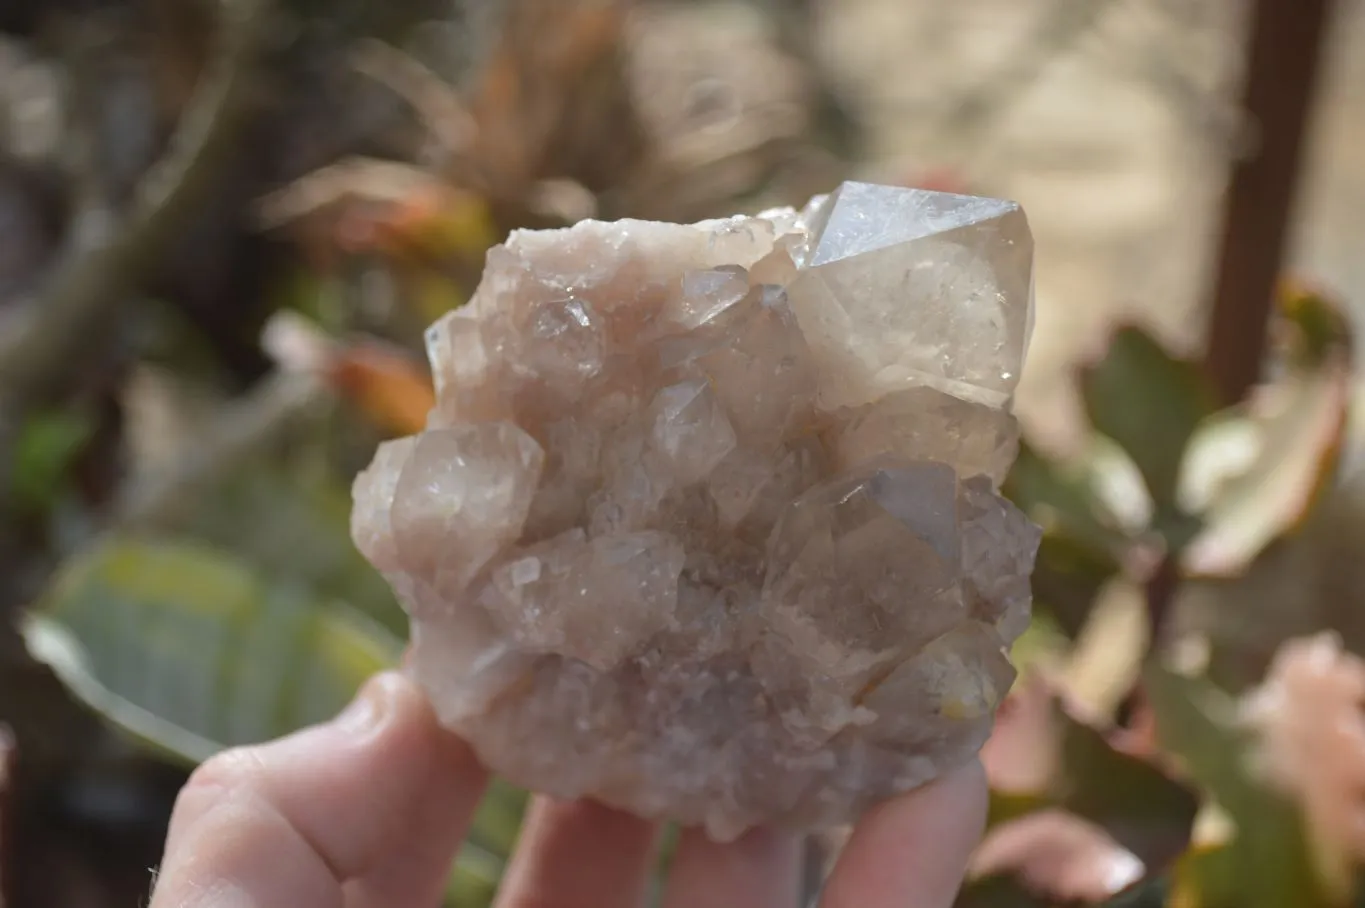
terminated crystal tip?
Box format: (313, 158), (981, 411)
(351, 181), (1041, 841)
(792, 181), (1034, 409)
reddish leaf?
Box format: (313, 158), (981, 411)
(971, 809), (1146, 904)
(1242, 633), (1365, 881)
(261, 314), (437, 438)
(329, 340), (436, 436)
(1031, 533), (1123, 639)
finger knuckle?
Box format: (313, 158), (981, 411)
(185, 746), (269, 800)
(166, 746), (272, 836)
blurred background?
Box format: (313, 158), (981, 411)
(1, 0), (1363, 905)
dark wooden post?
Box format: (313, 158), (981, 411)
(1203, 0), (1336, 406)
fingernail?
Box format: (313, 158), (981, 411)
(336, 672), (402, 733)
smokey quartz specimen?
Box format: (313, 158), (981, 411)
(351, 181), (1041, 840)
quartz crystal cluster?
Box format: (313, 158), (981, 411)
(351, 181), (1042, 840)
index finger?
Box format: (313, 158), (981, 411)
(819, 759), (988, 908)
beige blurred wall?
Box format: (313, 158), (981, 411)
(821, 0), (1365, 455)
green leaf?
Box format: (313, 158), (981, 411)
(114, 370), (405, 635)
(1143, 664), (1334, 908)
(986, 791), (1052, 829)
(11, 408), (96, 513)
(1081, 326), (1216, 517)
(187, 465), (407, 636)
(649, 824), (682, 905)
(1276, 282), (1353, 369)
(1007, 613), (1070, 678)
(1171, 843), (1241, 908)
(467, 779), (528, 855)
(1181, 359), (1350, 578)
(955, 875), (1053, 908)
(1102, 876), (1169, 907)
(1056, 703), (1197, 868)
(984, 680), (1198, 870)
(1002, 438), (1129, 640)
(1030, 532), (1123, 639)
(446, 840), (508, 908)
(21, 538), (401, 765)
(1005, 441), (1129, 547)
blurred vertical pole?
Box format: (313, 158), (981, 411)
(0, 726), (12, 908)
(1203, 0), (1335, 406)
(764, 0), (863, 159)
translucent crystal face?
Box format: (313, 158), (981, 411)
(789, 181), (1034, 409)
(351, 182), (1041, 841)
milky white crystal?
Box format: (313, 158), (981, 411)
(351, 181), (1041, 840)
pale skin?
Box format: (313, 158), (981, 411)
(150, 671), (987, 908)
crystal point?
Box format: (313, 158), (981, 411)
(805, 181), (1022, 266)
(789, 182), (1033, 409)
(352, 182), (1039, 840)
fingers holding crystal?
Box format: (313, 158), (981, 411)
(494, 797), (661, 908)
(819, 759), (989, 908)
(660, 826), (802, 908)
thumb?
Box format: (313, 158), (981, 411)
(152, 671), (487, 908)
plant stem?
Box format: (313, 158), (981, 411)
(0, 0), (271, 407)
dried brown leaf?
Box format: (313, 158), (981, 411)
(255, 157), (493, 265)
(257, 157), (454, 227)
(350, 38), (476, 156)
(466, 0), (645, 201)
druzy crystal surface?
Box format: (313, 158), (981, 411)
(352, 181), (1042, 840)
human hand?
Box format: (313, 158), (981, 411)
(150, 671), (987, 908)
